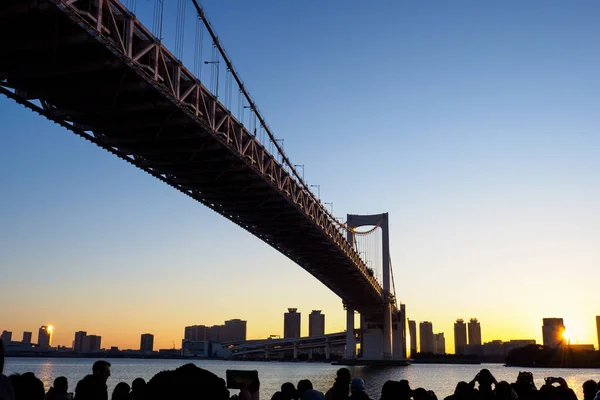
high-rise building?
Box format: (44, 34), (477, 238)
(73, 331), (87, 352)
(454, 319), (467, 355)
(468, 318), (482, 346)
(596, 316), (600, 351)
(22, 332), (32, 343)
(419, 321), (435, 354)
(434, 333), (446, 354)
(224, 319), (247, 341)
(140, 333), (154, 352)
(82, 335), (101, 352)
(206, 325), (223, 341)
(399, 304), (408, 359)
(408, 320), (417, 357)
(542, 318), (565, 348)
(38, 326), (52, 347)
(284, 308), (301, 338)
(184, 325), (207, 341)
(185, 320), (246, 343)
(1, 331), (12, 343)
(308, 311), (325, 337)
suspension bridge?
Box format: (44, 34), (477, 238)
(0, 0), (407, 362)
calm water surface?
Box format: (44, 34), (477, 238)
(5, 358), (600, 399)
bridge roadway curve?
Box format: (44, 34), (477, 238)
(0, 0), (386, 315)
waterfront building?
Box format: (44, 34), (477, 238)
(1, 331), (11, 343)
(454, 319), (467, 355)
(38, 326), (52, 347)
(73, 331), (87, 352)
(542, 318), (565, 348)
(184, 325), (207, 341)
(82, 335), (101, 352)
(284, 308), (301, 338)
(308, 310), (325, 337)
(224, 319), (247, 341)
(408, 320), (417, 357)
(468, 318), (482, 345)
(434, 333), (445, 354)
(467, 318), (483, 355)
(140, 333), (154, 352)
(419, 321), (435, 354)
(22, 332), (32, 343)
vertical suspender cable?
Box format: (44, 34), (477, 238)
(189, 0), (345, 231)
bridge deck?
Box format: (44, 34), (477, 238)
(0, 0), (386, 314)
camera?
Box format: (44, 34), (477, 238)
(225, 370), (258, 390)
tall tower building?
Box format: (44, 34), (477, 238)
(308, 310), (325, 337)
(22, 332), (32, 343)
(38, 326), (52, 347)
(454, 319), (467, 355)
(468, 318), (482, 346)
(408, 320), (417, 357)
(1, 331), (12, 343)
(434, 333), (446, 354)
(419, 321), (435, 354)
(596, 316), (600, 351)
(224, 319), (247, 341)
(542, 318), (565, 348)
(140, 333), (154, 352)
(284, 308), (301, 338)
(73, 331), (87, 352)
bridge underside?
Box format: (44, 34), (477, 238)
(0, 0), (386, 315)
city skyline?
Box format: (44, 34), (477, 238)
(2, 1), (600, 352)
(3, 314), (599, 353)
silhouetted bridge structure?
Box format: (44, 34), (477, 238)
(0, 0), (406, 361)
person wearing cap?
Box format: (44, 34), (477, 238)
(349, 378), (370, 400)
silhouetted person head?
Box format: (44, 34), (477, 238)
(112, 382), (130, 400)
(54, 376), (69, 393)
(583, 380), (597, 400)
(146, 363), (229, 400)
(380, 380), (398, 400)
(475, 369), (495, 392)
(131, 378), (146, 400)
(336, 368), (351, 385)
(281, 382), (297, 400)
(450, 381), (469, 398)
(396, 380), (412, 400)
(93, 360), (111, 382)
(494, 381), (513, 400)
(411, 388), (432, 400)
(10, 372), (45, 400)
(297, 379), (313, 398)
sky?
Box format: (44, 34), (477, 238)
(1, 0), (600, 353)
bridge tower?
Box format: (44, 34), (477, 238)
(345, 213), (406, 361)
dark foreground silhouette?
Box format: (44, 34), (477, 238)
(1, 340), (600, 400)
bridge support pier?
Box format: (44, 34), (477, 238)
(383, 303), (392, 359)
(325, 338), (331, 360)
(345, 212), (408, 362)
(293, 344), (298, 360)
(345, 306), (355, 359)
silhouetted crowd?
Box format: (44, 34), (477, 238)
(2, 340), (600, 400)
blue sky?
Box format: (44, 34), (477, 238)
(1, 0), (599, 351)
